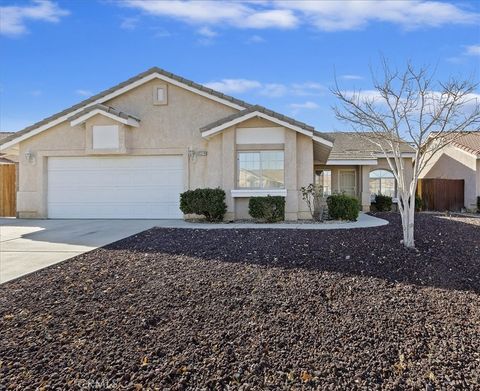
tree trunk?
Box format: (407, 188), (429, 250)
(399, 197), (415, 248)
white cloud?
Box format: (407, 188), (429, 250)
(464, 45), (480, 56)
(204, 79), (262, 94)
(122, 0), (298, 29)
(121, 0), (478, 32)
(0, 0), (69, 37)
(120, 16), (138, 30)
(75, 89), (93, 97)
(204, 78), (326, 97)
(341, 74), (363, 80)
(260, 83), (288, 97)
(29, 89), (42, 96)
(277, 0), (479, 31)
(247, 34), (266, 43)
(289, 101), (320, 111)
(292, 82), (326, 96)
(197, 26), (217, 37)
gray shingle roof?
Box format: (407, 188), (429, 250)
(0, 67), (253, 147)
(69, 104), (140, 123)
(323, 132), (414, 160)
(200, 105), (335, 144)
(0, 132), (15, 141)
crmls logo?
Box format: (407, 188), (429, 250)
(73, 379), (119, 390)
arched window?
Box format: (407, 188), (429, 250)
(369, 169), (395, 199)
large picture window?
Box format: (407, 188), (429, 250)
(369, 169), (395, 199)
(238, 151), (284, 189)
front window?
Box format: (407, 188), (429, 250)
(369, 169), (395, 199)
(315, 169), (332, 196)
(238, 151), (284, 189)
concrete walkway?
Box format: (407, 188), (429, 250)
(164, 212), (388, 230)
(0, 213), (387, 284)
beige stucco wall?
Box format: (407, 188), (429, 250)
(210, 117), (315, 220)
(17, 79), (237, 218)
(420, 145), (478, 210)
(15, 79), (317, 219)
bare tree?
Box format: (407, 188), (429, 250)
(332, 59), (480, 248)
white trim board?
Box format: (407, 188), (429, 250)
(1, 72), (246, 151)
(70, 110), (140, 127)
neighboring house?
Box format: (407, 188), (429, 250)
(0, 67), (413, 220)
(420, 132), (480, 211)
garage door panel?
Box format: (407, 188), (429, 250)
(48, 156), (184, 219)
(48, 186), (183, 203)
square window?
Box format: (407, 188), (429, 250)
(153, 85), (168, 105)
(237, 151), (284, 189)
(92, 125), (119, 149)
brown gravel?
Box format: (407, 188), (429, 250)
(0, 213), (479, 390)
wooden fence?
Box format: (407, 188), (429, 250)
(0, 164), (16, 217)
(417, 178), (464, 212)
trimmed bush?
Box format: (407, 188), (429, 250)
(249, 196), (285, 223)
(180, 188), (227, 222)
(374, 194), (393, 212)
(327, 194), (360, 221)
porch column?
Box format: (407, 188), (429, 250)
(222, 128), (235, 220)
(284, 130), (297, 220)
(360, 165), (371, 212)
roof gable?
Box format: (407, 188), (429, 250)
(201, 105), (334, 147)
(70, 104), (140, 127)
(0, 67), (252, 151)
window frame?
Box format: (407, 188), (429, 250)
(153, 84), (168, 105)
(369, 169), (396, 200)
(236, 150), (285, 190)
(314, 169), (332, 196)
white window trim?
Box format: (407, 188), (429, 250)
(231, 189), (287, 198)
(153, 84), (168, 105)
(237, 150), (285, 190)
(369, 169), (397, 201)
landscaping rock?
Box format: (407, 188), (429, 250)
(0, 213), (479, 389)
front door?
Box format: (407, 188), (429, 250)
(339, 170), (356, 197)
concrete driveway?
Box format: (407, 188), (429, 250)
(0, 219), (165, 284)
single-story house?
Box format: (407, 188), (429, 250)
(0, 67), (414, 220)
(420, 132), (480, 211)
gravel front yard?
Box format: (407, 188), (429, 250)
(1, 213), (479, 390)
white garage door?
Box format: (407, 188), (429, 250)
(48, 156), (184, 218)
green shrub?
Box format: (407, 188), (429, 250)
(327, 194), (360, 221)
(179, 188), (227, 222)
(415, 195), (423, 212)
(248, 196), (285, 223)
(374, 194), (393, 212)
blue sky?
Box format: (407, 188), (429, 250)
(0, 0), (479, 132)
